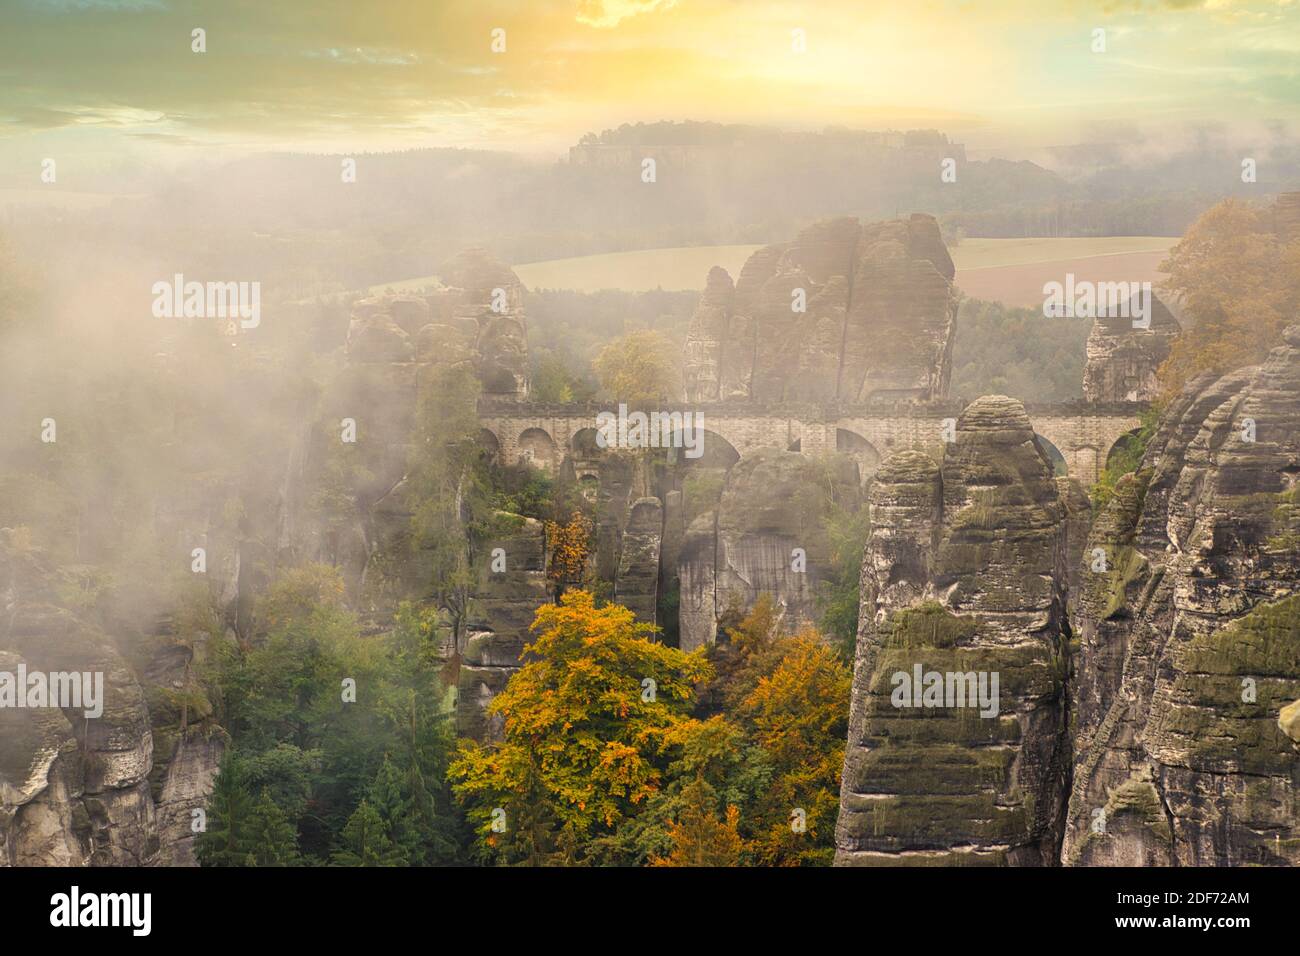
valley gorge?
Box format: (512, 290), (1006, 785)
(3, 201), (1300, 869)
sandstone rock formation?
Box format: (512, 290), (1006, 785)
(456, 515), (550, 742)
(683, 215), (957, 404)
(0, 534), (224, 867)
(1063, 326), (1300, 866)
(614, 497), (663, 625)
(679, 448), (861, 651)
(1081, 292), (1180, 402)
(835, 396), (1072, 866)
(1056, 476), (1092, 625)
(328, 272), (517, 615)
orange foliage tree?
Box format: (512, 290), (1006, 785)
(737, 627), (850, 865)
(543, 510), (593, 600)
(1158, 198), (1300, 396)
(650, 777), (748, 867)
(449, 590), (712, 864)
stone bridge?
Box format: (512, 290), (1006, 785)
(478, 399), (1147, 488)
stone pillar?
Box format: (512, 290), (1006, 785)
(614, 497), (663, 626)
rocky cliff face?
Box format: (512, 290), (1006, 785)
(1063, 326), (1300, 866)
(323, 253), (528, 617)
(678, 449), (861, 652)
(1081, 293), (1181, 403)
(614, 497), (663, 625)
(456, 515), (551, 742)
(835, 396), (1073, 866)
(1, 246), (533, 861)
(0, 532), (225, 867)
(683, 215), (957, 404)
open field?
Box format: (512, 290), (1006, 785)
(956, 250), (1174, 307)
(371, 245), (759, 296)
(954, 237), (1178, 307)
(953, 236), (1176, 269)
(514, 245), (759, 292)
(372, 237), (1181, 308)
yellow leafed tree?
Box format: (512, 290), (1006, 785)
(1158, 198), (1300, 396)
(449, 590), (712, 864)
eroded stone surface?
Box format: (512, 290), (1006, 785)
(1081, 293), (1180, 403)
(679, 448), (861, 652)
(1063, 325), (1300, 866)
(835, 396), (1072, 867)
(615, 497), (663, 625)
(456, 515), (551, 742)
(683, 215), (957, 404)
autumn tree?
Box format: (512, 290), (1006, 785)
(449, 590), (712, 864)
(705, 593), (789, 713)
(697, 599), (851, 866)
(593, 598), (851, 867)
(1158, 198), (1300, 396)
(592, 329), (682, 406)
(544, 510), (594, 600)
(650, 777), (748, 867)
(737, 627), (850, 865)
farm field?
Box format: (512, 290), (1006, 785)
(372, 236), (1180, 308)
(953, 236), (1176, 269)
(956, 249), (1173, 307)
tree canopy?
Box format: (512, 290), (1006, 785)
(592, 329), (682, 406)
(1158, 198), (1300, 396)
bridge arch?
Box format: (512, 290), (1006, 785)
(477, 428), (502, 465)
(1033, 433), (1068, 477)
(517, 427), (558, 472)
(1104, 426), (1147, 472)
(835, 428), (883, 483)
(565, 426), (604, 483)
(479, 403), (1146, 490)
(1031, 410), (1143, 487)
(665, 427), (741, 471)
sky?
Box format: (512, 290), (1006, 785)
(0, 0), (1297, 170)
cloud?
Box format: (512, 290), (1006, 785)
(0, 0), (1295, 153)
(575, 0), (680, 29)
(26, 0), (166, 12)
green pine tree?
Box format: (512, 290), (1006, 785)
(196, 756), (255, 867)
(331, 799), (408, 867)
(247, 791), (301, 866)
(368, 755), (418, 864)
